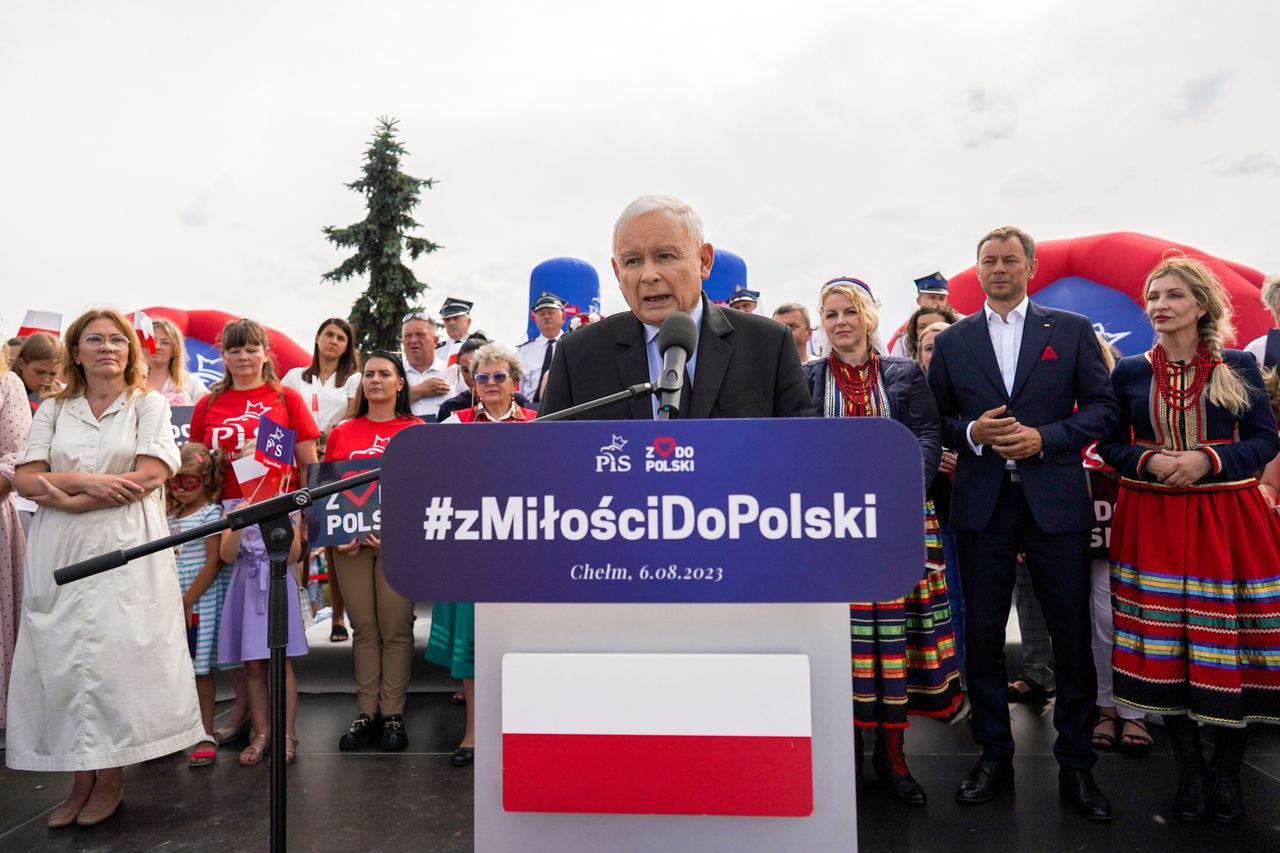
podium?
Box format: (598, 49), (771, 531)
(380, 418), (925, 853)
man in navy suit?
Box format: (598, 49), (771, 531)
(928, 226), (1119, 820)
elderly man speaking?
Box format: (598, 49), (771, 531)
(539, 195), (812, 420)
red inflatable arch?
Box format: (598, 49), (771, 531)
(140, 307), (311, 374)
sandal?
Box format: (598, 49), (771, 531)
(1092, 707), (1120, 750)
(188, 738), (218, 768)
(284, 735), (299, 765)
(213, 716), (251, 746)
(329, 623), (349, 642)
(239, 733), (269, 766)
(1120, 718), (1153, 753)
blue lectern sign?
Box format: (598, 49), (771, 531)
(380, 418), (924, 603)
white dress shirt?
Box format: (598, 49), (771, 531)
(518, 331), (564, 402)
(1245, 332), (1268, 367)
(643, 300), (703, 418)
(405, 355), (449, 418)
(967, 295), (1029, 465)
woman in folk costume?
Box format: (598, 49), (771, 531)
(1098, 255), (1280, 825)
(803, 277), (962, 806)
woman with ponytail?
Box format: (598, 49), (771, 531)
(1098, 255), (1280, 826)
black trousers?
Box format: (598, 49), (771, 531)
(957, 475), (1097, 771)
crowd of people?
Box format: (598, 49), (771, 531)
(1, 194), (1278, 835)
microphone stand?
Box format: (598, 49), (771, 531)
(55, 469), (380, 853)
(533, 382), (657, 422)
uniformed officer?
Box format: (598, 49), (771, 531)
(889, 272), (951, 356)
(436, 297), (474, 365)
(726, 285), (760, 314)
(516, 290), (565, 408)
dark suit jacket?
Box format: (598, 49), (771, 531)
(927, 300), (1118, 534)
(539, 296), (813, 420)
(803, 355), (942, 485)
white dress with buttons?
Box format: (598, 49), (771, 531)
(4, 391), (204, 771)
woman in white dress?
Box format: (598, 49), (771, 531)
(7, 309), (203, 829)
(143, 317), (209, 407)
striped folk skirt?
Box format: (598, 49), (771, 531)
(851, 503), (963, 728)
(425, 602), (475, 680)
(1110, 481), (1280, 727)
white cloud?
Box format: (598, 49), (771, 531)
(2, 0), (1279, 352)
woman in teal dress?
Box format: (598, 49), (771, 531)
(428, 343), (537, 767)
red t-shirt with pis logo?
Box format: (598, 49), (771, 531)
(324, 415), (423, 463)
(190, 383), (320, 499)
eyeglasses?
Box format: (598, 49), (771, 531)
(80, 334), (132, 351)
(167, 473), (203, 492)
(473, 371), (510, 385)
(402, 311), (434, 324)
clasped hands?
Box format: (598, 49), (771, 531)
(336, 533), (381, 555)
(1142, 449), (1211, 489)
(971, 405), (1043, 461)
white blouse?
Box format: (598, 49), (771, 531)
(281, 366), (360, 432)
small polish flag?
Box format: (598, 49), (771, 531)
(502, 653), (813, 816)
(17, 309), (62, 339)
(230, 454), (284, 500)
(132, 310), (156, 354)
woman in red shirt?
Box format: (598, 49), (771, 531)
(325, 351), (423, 752)
(188, 319), (319, 763)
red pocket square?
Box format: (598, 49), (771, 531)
(1041, 346), (1058, 360)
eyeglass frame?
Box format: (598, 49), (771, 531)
(473, 371), (511, 386)
(78, 333), (133, 351)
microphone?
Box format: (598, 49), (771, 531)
(656, 311), (697, 420)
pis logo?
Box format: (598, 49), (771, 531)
(595, 435), (632, 473)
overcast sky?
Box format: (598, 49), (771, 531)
(3, 1), (1278, 351)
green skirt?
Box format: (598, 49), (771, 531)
(425, 602), (475, 679)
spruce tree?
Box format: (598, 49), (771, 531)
(322, 117), (440, 352)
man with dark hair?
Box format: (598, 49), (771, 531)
(928, 226), (1119, 821)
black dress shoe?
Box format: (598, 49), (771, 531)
(1006, 677), (1054, 704)
(450, 746), (475, 767)
(956, 757), (1014, 804)
(1059, 769), (1113, 821)
(380, 714), (408, 751)
(338, 713), (381, 751)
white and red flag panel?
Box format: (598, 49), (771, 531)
(502, 653), (813, 816)
(17, 309), (62, 338)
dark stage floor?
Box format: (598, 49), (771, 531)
(2, 612), (1278, 852)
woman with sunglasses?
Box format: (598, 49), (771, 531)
(8, 309), (203, 828)
(324, 352), (423, 751)
(433, 344), (535, 766)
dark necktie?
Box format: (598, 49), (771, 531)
(533, 338), (554, 403)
